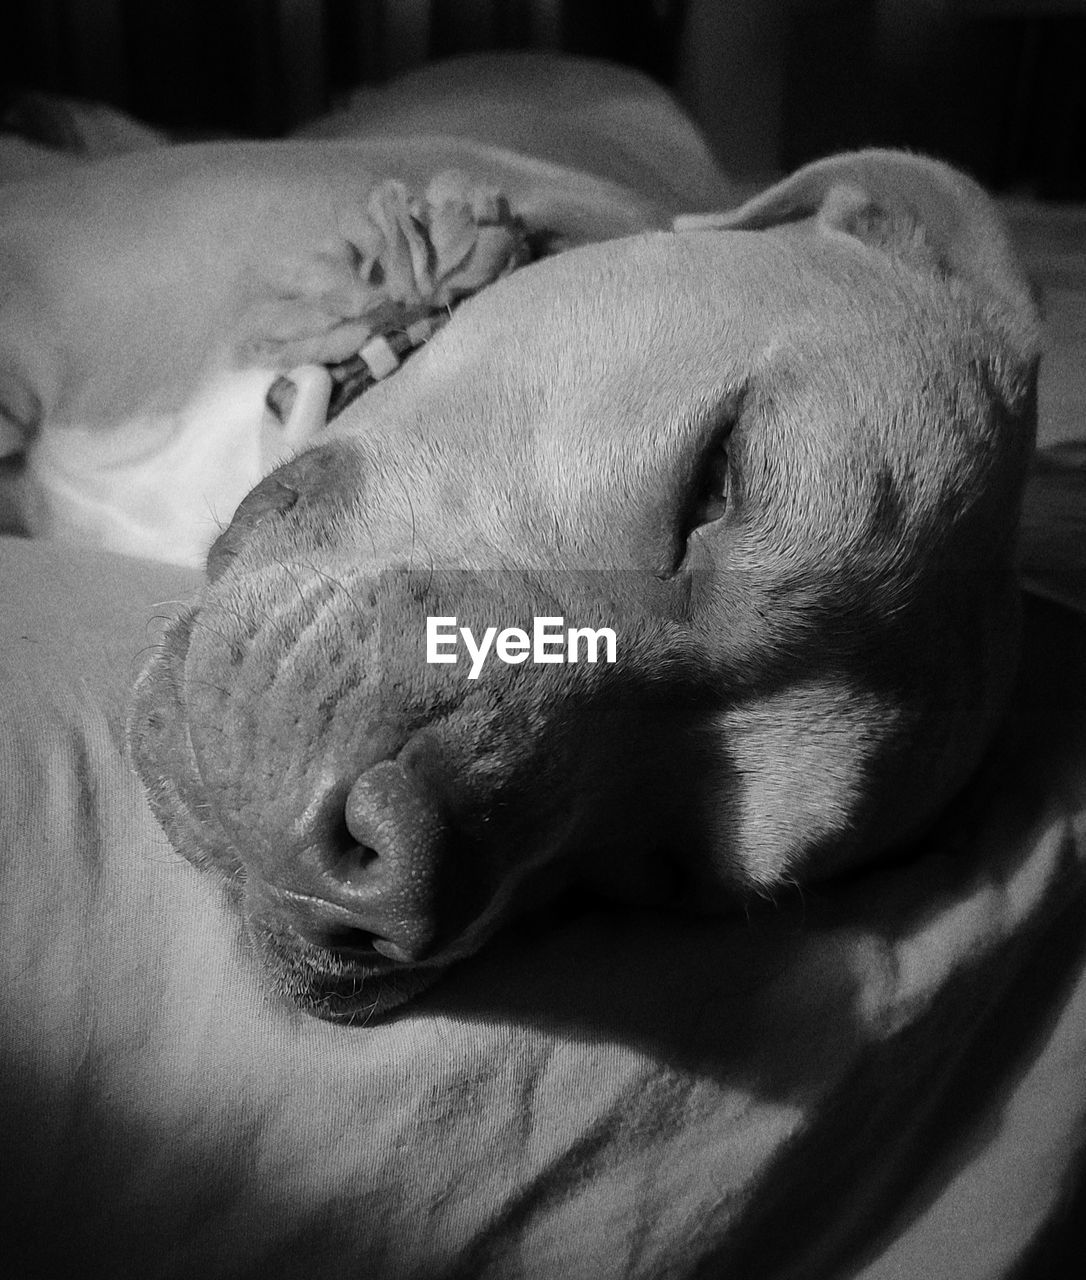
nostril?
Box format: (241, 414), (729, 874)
(316, 807), (379, 882)
(330, 841), (380, 888)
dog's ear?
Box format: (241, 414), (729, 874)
(676, 149), (1039, 366)
(238, 173), (530, 367)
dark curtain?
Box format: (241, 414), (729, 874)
(0, 0), (1082, 194)
(0, 0), (685, 138)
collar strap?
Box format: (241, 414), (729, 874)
(266, 311), (449, 425)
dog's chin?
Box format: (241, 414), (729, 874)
(246, 919), (446, 1025)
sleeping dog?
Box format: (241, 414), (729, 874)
(3, 58), (1040, 1022)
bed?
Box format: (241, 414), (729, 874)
(2, 61), (1085, 1280)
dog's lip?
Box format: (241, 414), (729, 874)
(259, 885), (413, 965)
(247, 910), (448, 1023)
(252, 881), (463, 972)
(252, 911), (397, 974)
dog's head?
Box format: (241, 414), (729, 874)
(128, 150), (1039, 1022)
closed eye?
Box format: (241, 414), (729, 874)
(677, 406), (738, 549)
(656, 388), (744, 579)
(687, 438), (731, 529)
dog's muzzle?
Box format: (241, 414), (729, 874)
(128, 449), (719, 1021)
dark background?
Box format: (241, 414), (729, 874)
(1, 0), (1083, 197)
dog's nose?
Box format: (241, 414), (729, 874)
(342, 760), (445, 962)
(291, 758), (467, 965)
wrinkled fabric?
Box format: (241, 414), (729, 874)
(1, 515), (1086, 1279)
